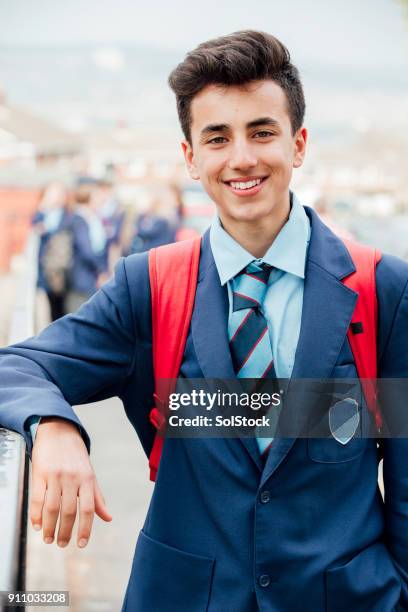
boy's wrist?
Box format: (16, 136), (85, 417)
(38, 416), (80, 431)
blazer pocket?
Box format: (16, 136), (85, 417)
(308, 436), (367, 463)
(331, 363), (358, 377)
(123, 529), (215, 612)
(325, 541), (402, 612)
(308, 395), (366, 463)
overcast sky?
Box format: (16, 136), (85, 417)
(1, 0), (407, 71)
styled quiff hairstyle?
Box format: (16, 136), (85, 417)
(168, 30), (305, 144)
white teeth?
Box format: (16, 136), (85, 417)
(229, 178), (262, 190)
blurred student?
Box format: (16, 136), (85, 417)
(130, 197), (177, 254)
(32, 182), (72, 321)
(97, 179), (125, 273)
(65, 184), (107, 313)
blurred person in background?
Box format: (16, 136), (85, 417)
(171, 182), (201, 241)
(96, 179), (125, 274)
(65, 183), (107, 313)
(129, 188), (179, 254)
(32, 182), (73, 322)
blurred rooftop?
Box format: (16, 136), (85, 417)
(0, 98), (83, 159)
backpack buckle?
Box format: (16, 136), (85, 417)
(149, 394), (167, 432)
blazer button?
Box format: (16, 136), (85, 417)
(260, 490), (271, 504)
(258, 574), (271, 588)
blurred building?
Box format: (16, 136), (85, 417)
(0, 87), (83, 167)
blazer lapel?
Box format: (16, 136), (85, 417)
(191, 231), (235, 380)
(291, 207), (358, 380)
(261, 207), (358, 485)
(191, 231), (263, 471)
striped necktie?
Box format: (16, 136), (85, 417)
(228, 261), (278, 461)
(229, 261), (275, 378)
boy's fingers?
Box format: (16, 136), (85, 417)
(42, 478), (62, 544)
(77, 481), (95, 548)
(57, 482), (79, 547)
(94, 479), (112, 522)
(30, 474), (46, 530)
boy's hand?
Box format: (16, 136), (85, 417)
(30, 417), (112, 548)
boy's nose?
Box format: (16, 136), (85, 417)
(227, 143), (257, 172)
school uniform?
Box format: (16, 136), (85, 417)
(1, 194), (408, 611)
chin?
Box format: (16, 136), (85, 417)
(228, 202), (275, 223)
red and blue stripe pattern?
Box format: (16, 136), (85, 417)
(229, 262), (276, 379)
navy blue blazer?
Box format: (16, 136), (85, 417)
(1, 207), (408, 612)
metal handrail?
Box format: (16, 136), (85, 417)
(0, 232), (39, 608)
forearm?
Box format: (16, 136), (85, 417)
(0, 354), (91, 459)
(0, 257), (138, 459)
(27, 415), (82, 451)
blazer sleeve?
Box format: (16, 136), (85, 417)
(377, 253), (408, 609)
(0, 254), (146, 460)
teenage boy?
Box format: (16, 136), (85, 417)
(1, 31), (408, 612)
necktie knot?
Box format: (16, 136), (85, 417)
(232, 261), (273, 312)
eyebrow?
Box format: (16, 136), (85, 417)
(247, 117), (280, 130)
(200, 116), (280, 138)
(200, 123), (229, 137)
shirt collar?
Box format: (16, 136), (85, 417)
(210, 192), (311, 286)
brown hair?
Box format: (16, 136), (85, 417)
(75, 184), (93, 205)
(168, 30), (305, 144)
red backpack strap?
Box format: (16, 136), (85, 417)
(148, 236), (201, 481)
(342, 239), (382, 429)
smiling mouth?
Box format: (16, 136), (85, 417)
(223, 176), (268, 192)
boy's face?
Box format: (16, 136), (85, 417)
(182, 80), (307, 226)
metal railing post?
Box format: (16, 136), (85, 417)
(0, 232), (39, 611)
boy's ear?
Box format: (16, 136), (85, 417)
(293, 127), (308, 169)
(181, 141), (200, 180)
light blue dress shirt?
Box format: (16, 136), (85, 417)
(28, 193), (310, 454)
(210, 193), (311, 453)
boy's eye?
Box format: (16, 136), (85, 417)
(208, 136), (227, 144)
(254, 131), (273, 138)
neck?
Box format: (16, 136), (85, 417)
(219, 195), (291, 258)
